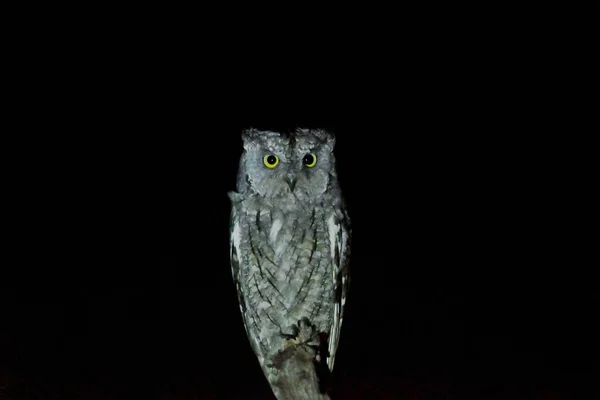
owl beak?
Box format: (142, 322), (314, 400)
(285, 175), (298, 192)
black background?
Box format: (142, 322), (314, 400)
(1, 12), (596, 399)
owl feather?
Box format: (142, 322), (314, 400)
(229, 128), (351, 399)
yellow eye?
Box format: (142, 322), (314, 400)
(303, 153), (317, 168)
(263, 154), (279, 168)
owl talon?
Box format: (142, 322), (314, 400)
(281, 336), (302, 351)
(278, 317), (321, 352)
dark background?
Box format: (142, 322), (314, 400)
(1, 12), (596, 399)
(2, 118), (595, 399)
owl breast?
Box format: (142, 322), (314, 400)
(235, 195), (336, 354)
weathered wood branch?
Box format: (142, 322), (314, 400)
(268, 342), (331, 400)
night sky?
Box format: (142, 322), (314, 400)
(2, 27), (595, 398)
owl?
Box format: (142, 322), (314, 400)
(228, 128), (351, 399)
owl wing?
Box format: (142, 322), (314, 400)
(228, 193), (272, 370)
(326, 207), (351, 371)
(228, 193), (252, 343)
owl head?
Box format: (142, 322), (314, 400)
(235, 128), (338, 200)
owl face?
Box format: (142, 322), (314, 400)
(238, 128), (337, 200)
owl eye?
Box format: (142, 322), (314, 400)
(303, 153), (317, 168)
(263, 154), (279, 168)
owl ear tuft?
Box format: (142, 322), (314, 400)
(241, 128), (257, 147)
(316, 129), (336, 152)
(326, 132), (336, 152)
(241, 128), (283, 150)
(301, 128), (336, 151)
(241, 128), (267, 150)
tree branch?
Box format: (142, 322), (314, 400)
(268, 343), (330, 400)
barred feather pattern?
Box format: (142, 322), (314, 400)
(230, 193), (350, 374)
(229, 128), (351, 399)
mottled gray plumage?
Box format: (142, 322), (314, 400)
(228, 128), (351, 399)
